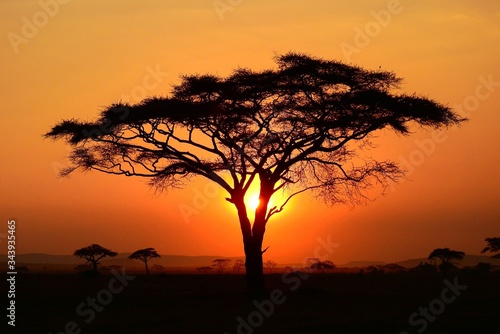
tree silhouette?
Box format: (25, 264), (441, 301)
(46, 52), (465, 296)
(306, 258), (335, 273)
(410, 262), (438, 273)
(428, 248), (465, 274)
(73, 244), (118, 273)
(197, 266), (213, 274)
(264, 260), (277, 273)
(233, 259), (245, 273)
(128, 248), (161, 275)
(151, 264), (165, 273)
(481, 237), (500, 258)
(380, 263), (405, 273)
(212, 258), (232, 274)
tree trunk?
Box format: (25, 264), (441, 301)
(145, 261), (150, 275)
(233, 184), (273, 299)
(244, 233), (266, 298)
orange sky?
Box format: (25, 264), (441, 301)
(1, 0), (499, 265)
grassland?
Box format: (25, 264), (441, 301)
(12, 271), (499, 334)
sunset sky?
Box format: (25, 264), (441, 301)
(1, 0), (499, 265)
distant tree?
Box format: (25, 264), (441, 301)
(366, 265), (381, 274)
(481, 237), (500, 258)
(305, 258), (320, 267)
(264, 260), (277, 273)
(410, 262), (438, 273)
(428, 248), (465, 274)
(46, 52), (465, 296)
(233, 259), (245, 274)
(152, 264), (165, 273)
(197, 266), (214, 274)
(212, 259), (232, 274)
(128, 248), (161, 275)
(317, 260), (335, 273)
(306, 258), (335, 273)
(381, 263), (406, 273)
(73, 244), (118, 273)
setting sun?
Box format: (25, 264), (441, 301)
(247, 194), (261, 211)
(2, 1), (499, 331)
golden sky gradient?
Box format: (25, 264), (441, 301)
(1, 0), (499, 265)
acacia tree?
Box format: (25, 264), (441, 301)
(74, 244), (118, 273)
(428, 248), (465, 274)
(264, 260), (277, 273)
(481, 237), (500, 258)
(233, 259), (245, 273)
(196, 266), (213, 274)
(128, 248), (161, 275)
(306, 258), (335, 273)
(212, 258), (232, 274)
(46, 53), (464, 296)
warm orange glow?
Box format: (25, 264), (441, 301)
(1, 1), (498, 265)
(247, 194), (261, 211)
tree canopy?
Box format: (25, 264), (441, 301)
(128, 248), (161, 275)
(428, 248), (465, 274)
(73, 244), (118, 272)
(45, 53), (464, 209)
(481, 237), (500, 258)
(47, 52), (465, 296)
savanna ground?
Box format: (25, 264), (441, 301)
(12, 271), (499, 334)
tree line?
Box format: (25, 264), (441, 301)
(73, 237), (500, 276)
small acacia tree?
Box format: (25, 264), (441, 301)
(46, 53), (464, 296)
(233, 259), (245, 273)
(74, 244), (118, 273)
(128, 248), (161, 275)
(212, 258), (232, 274)
(481, 237), (500, 258)
(306, 258), (335, 273)
(428, 248), (465, 274)
(197, 266), (213, 274)
(264, 260), (277, 273)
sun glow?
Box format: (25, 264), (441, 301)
(247, 194), (261, 211)
(241, 178), (291, 216)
